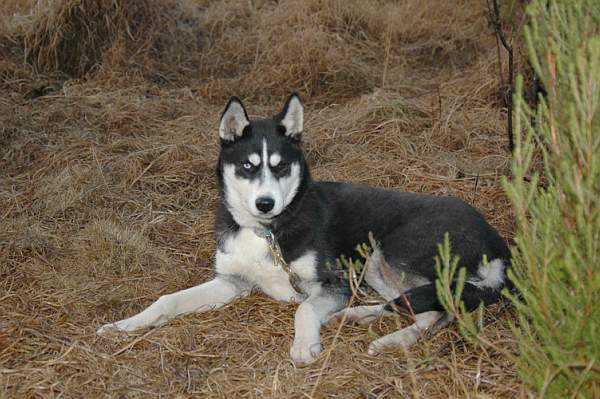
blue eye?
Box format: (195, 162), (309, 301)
(243, 162), (253, 170)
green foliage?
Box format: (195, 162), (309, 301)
(332, 232), (409, 301)
(434, 233), (486, 345)
(504, 0), (600, 396)
(328, 232), (375, 298)
(328, 240), (370, 279)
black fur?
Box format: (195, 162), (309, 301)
(384, 282), (506, 315)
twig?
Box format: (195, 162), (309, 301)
(437, 85), (442, 120)
(309, 281), (361, 399)
(486, 0), (514, 153)
(472, 170), (480, 204)
(111, 328), (156, 356)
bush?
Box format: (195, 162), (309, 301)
(504, 0), (600, 396)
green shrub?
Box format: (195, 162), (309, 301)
(504, 0), (600, 396)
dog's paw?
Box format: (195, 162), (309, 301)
(97, 320), (133, 336)
(324, 310), (349, 328)
(96, 323), (121, 336)
(290, 341), (322, 366)
(367, 328), (418, 355)
(367, 340), (390, 356)
(326, 306), (379, 328)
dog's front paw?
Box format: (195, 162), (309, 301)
(97, 319), (134, 336)
(290, 340), (322, 366)
(97, 323), (122, 336)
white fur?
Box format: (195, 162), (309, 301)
(291, 301), (323, 365)
(217, 228), (304, 302)
(222, 164), (264, 228)
(248, 153), (261, 166)
(280, 96), (303, 138)
(219, 100), (249, 141)
(269, 152), (281, 167)
(290, 251), (318, 281)
(327, 304), (388, 327)
(469, 258), (505, 289)
(367, 311), (443, 355)
(221, 141), (301, 228)
(290, 287), (342, 365)
(258, 139), (278, 202)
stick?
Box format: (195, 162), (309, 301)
(487, 0), (514, 153)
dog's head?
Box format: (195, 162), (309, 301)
(217, 94), (308, 228)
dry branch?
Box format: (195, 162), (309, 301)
(487, 0), (515, 153)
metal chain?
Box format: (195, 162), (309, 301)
(264, 231), (304, 294)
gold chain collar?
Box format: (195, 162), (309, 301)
(256, 228), (304, 295)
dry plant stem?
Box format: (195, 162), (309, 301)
(448, 301), (517, 364)
(487, 0), (514, 153)
(112, 329), (156, 357)
(310, 244), (372, 396)
(348, 259), (369, 300)
(308, 294), (358, 399)
(378, 256), (417, 323)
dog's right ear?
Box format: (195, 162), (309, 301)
(275, 93), (303, 139)
(219, 97), (250, 142)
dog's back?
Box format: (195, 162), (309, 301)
(280, 180), (510, 310)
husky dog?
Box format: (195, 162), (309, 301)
(98, 94), (511, 365)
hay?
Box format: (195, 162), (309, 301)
(193, 0), (492, 104)
(0, 0), (526, 397)
(23, 0), (203, 79)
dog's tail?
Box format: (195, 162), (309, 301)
(384, 258), (512, 315)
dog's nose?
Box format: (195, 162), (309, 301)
(255, 197), (275, 213)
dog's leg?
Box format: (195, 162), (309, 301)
(367, 310), (449, 355)
(97, 276), (250, 334)
(290, 287), (347, 366)
(326, 304), (394, 327)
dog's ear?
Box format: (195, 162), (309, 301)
(219, 97), (250, 141)
(276, 93), (303, 139)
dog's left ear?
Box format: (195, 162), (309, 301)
(275, 93), (303, 139)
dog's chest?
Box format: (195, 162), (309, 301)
(215, 228), (318, 300)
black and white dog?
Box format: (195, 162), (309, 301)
(98, 94), (511, 365)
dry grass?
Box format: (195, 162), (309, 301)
(1, 0), (526, 397)
(21, 0), (203, 80)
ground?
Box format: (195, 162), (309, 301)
(1, 0), (524, 397)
